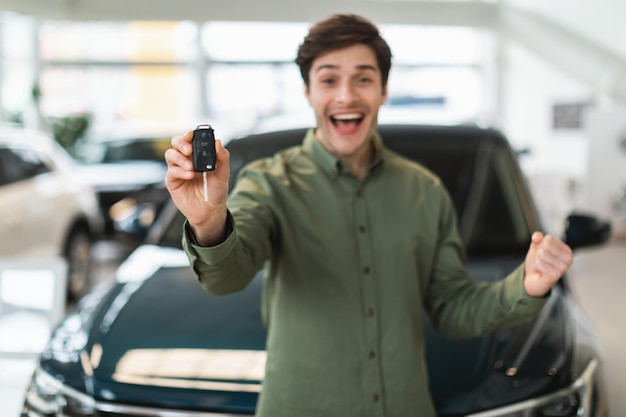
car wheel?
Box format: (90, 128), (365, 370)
(65, 228), (93, 301)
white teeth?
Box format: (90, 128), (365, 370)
(333, 113), (362, 121)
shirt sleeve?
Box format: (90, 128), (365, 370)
(424, 187), (548, 339)
(181, 162), (277, 296)
(181, 211), (250, 295)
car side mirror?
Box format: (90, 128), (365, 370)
(563, 212), (612, 250)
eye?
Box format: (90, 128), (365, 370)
(321, 77), (336, 86)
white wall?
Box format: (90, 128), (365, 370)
(497, 1), (626, 236)
(499, 40), (590, 234)
(504, 0), (626, 61)
(500, 42), (591, 177)
(585, 108), (626, 238)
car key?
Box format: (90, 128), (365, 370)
(192, 124), (217, 202)
(192, 124), (216, 172)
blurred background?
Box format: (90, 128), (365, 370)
(1, 0), (625, 235)
(1, 0), (625, 415)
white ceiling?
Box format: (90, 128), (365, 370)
(2, 0), (498, 26)
(2, 0), (625, 100)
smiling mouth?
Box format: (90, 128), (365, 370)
(330, 113), (364, 129)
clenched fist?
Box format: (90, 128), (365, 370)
(523, 231), (574, 297)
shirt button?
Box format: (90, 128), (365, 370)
(367, 308), (375, 317)
(358, 225), (366, 233)
(373, 393), (380, 402)
(363, 266), (370, 274)
(369, 350), (376, 358)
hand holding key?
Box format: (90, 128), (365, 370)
(164, 126), (230, 246)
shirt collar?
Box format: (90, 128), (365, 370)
(302, 128), (385, 179)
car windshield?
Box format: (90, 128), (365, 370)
(74, 137), (171, 164)
(156, 126), (533, 258)
(415, 136), (532, 257)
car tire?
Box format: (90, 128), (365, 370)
(64, 228), (93, 302)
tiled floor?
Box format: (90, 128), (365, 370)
(0, 238), (135, 416)
(1, 238), (624, 416)
(0, 356), (37, 416)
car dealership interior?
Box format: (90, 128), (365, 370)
(1, 0), (625, 416)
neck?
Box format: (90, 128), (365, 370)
(342, 141), (374, 181)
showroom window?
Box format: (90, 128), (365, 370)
(0, 12), (37, 123)
(202, 21), (489, 132)
(37, 20), (199, 127)
(1, 15), (491, 137)
(383, 25), (487, 124)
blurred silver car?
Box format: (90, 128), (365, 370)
(73, 131), (171, 235)
(0, 124), (103, 300)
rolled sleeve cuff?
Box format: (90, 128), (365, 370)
(182, 211), (237, 269)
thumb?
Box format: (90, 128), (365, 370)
(526, 231), (543, 261)
(530, 231), (543, 247)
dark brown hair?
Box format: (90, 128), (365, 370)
(295, 14), (392, 89)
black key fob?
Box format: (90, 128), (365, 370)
(192, 124), (216, 172)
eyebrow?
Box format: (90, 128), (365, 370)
(314, 64), (378, 73)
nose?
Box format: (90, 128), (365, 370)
(336, 80), (357, 104)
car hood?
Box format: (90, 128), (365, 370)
(41, 245), (571, 415)
(76, 162), (167, 192)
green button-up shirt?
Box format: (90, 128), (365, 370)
(183, 129), (547, 417)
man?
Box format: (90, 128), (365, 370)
(164, 13), (573, 417)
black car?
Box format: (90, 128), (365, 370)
(21, 124), (612, 416)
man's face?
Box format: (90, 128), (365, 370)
(305, 44), (387, 162)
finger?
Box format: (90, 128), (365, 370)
(164, 148), (193, 172)
(532, 247), (573, 279)
(531, 263), (567, 288)
(216, 139), (229, 161)
(165, 165), (196, 182)
(534, 254), (570, 276)
(213, 140), (231, 182)
(171, 131), (194, 156)
(539, 236), (573, 265)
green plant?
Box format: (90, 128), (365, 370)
(48, 114), (91, 152)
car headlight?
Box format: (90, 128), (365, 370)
(23, 367), (95, 417)
(467, 359), (598, 417)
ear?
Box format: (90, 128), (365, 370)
(304, 83), (312, 105)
